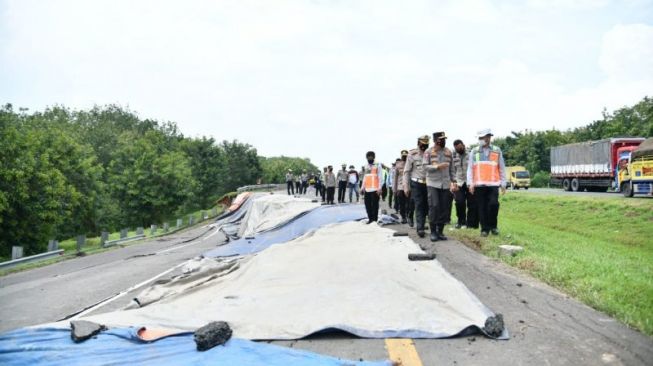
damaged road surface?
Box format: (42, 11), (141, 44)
(1, 192), (652, 365)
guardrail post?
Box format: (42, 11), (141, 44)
(76, 235), (86, 254)
(211, 208), (217, 216)
(150, 224), (158, 235)
(136, 227), (144, 236)
(163, 222), (169, 232)
(11, 246), (24, 260)
(201, 211), (207, 220)
(189, 215), (194, 225)
(48, 240), (59, 252)
(100, 231), (109, 247)
(176, 218), (182, 228)
(120, 229), (128, 239)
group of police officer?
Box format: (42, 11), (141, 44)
(393, 129), (507, 241)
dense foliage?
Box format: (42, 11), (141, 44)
(259, 156), (319, 184)
(493, 97), (653, 187)
(0, 104), (284, 256)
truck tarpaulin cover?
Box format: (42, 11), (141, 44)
(550, 139), (612, 174)
(632, 138), (653, 160)
(68, 221), (507, 340)
(0, 327), (390, 366)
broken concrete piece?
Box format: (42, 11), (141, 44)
(393, 232), (408, 237)
(498, 245), (523, 257)
(408, 253), (436, 261)
(70, 320), (107, 343)
(483, 314), (504, 338)
(194, 321), (232, 351)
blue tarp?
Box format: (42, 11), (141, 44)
(204, 204), (367, 258)
(0, 327), (391, 366)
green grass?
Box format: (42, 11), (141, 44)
(449, 192), (653, 336)
(0, 206), (223, 276)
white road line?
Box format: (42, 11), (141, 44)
(157, 226), (221, 254)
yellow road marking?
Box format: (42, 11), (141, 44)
(384, 338), (424, 366)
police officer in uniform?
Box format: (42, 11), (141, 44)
(393, 150), (410, 224)
(403, 135), (430, 237)
(423, 132), (455, 242)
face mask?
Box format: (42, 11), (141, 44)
(367, 159), (374, 164)
(437, 140), (446, 148)
(401, 155), (407, 161)
(456, 147), (465, 154)
(480, 139), (489, 147)
(419, 144), (428, 151)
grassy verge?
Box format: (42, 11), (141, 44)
(448, 192), (653, 336)
(0, 206), (223, 276)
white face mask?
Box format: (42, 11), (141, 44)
(480, 139), (489, 147)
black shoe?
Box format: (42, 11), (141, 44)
(408, 217), (414, 227)
(430, 231), (438, 242)
(454, 223), (462, 229)
(436, 226), (448, 241)
(491, 228), (500, 236)
(401, 218), (407, 224)
(481, 231), (489, 237)
(417, 230), (425, 238)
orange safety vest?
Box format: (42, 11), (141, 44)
(362, 164), (381, 191)
(472, 146), (501, 186)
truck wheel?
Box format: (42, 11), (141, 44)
(563, 179), (571, 191)
(525, 187), (529, 190)
(571, 178), (580, 192)
(621, 182), (634, 197)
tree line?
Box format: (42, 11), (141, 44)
(0, 104), (316, 257)
(493, 96), (653, 187)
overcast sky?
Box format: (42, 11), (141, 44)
(1, 0), (652, 168)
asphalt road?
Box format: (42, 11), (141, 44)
(1, 196), (652, 365)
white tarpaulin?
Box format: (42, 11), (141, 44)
(237, 194), (319, 238)
(77, 221), (499, 340)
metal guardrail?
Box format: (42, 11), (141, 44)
(103, 234), (146, 247)
(0, 249), (64, 270)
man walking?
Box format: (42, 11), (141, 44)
(337, 164), (348, 203)
(403, 135), (430, 237)
(300, 170), (309, 194)
(347, 165), (360, 203)
(324, 166), (337, 205)
(393, 150), (410, 224)
(452, 139), (478, 229)
(423, 132), (454, 242)
(285, 169), (294, 195)
(387, 164), (394, 209)
(467, 129), (506, 237)
(361, 151), (384, 223)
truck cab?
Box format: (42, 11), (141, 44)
(506, 166), (530, 190)
(617, 138), (653, 197)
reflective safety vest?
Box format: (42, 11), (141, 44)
(471, 146), (501, 186)
(363, 164), (381, 191)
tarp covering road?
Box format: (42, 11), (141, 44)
(77, 222), (505, 340)
(0, 327), (390, 366)
(204, 204), (367, 258)
(237, 194), (319, 238)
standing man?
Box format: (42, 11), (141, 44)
(467, 129), (506, 237)
(337, 164), (348, 203)
(347, 165), (360, 203)
(325, 165), (337, 205)
(393, 151), (410, 224)
(423, 132), (454, 242)
(452, 139), (478, 229)
(404, 135), (430, 237)
(300, 170), (309, 194)
(321, 167), (328, 202)
(387, 163), (395, 210)
(285, 169), (294, 195)
(361, 151), (384, 223)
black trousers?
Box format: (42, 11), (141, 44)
(301, 182), (308, 194)
(320, 184), (326, 201)
(454, 183), (478, 228)
(287, 181), (294, 195)
(381, 184), (387, 201)
(364, 191), (380, 222)
(337, 181), (347, 203)
(315, 182), (321, 197)
(427, 187), (451, 230)
(475, 186), (500, 232)
(410, 181), (428, 231)
(388, 187), (393, 208)
(326, 187), (336, 204)
(396, 190), (408, 219)
(446, 191), (453, 224)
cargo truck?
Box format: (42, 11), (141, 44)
(550, 137), (645, 192)
(617, 137), (653, 197)
(506, 166), (530, 189)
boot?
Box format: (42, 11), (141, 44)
(417, 229), (425, 238)
(436, 225), (448, 241)
(407, 216), (414, 227)
(401, 217), (407, 224)
(430, 230), (438, 242)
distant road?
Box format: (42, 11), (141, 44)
(510, 187), (653, 199)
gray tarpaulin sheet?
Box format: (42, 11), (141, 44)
(237, 194), (319, 238)
(74, 222), (507, 340)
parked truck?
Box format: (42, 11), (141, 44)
(506, 166), (530, 189)
(550, 137), (645, 192)
(617, 137), (653, 197)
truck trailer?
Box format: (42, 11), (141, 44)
(550, 137), (645, 192)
